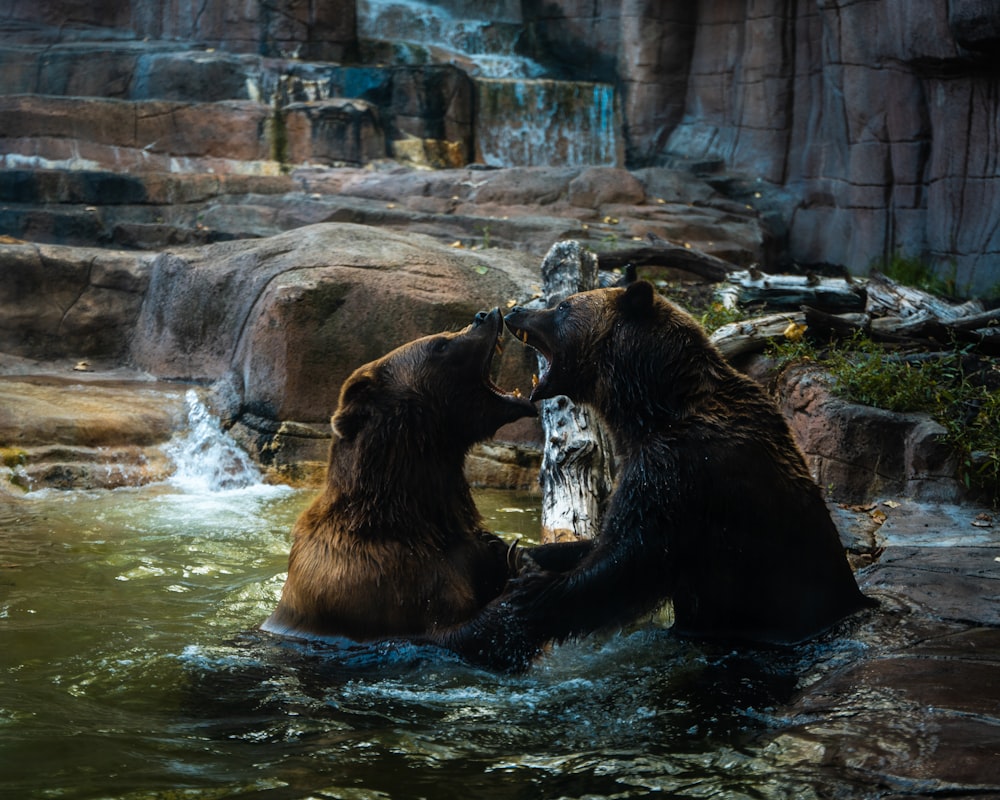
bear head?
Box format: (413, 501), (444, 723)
(505, 280), (724, 427)
(331, 307), (537, 459)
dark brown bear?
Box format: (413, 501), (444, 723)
(436, 281), (874, 671)
(261, 308), (540, 642)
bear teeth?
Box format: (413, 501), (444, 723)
(531, 373), (539, 388)
(519, 330), (529, 343)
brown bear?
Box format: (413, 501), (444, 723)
(261, 308), (542, 642)
(434, 280), (874, 671)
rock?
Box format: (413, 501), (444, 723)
(468, 166), (582, 206)
(0, 243), (152, 359)
(128, 222), (539, 475)
(0, 94), (278, 173)
(777, 365), (964, 503)
(129, 0), (357, 62)
(283, 99), (387, 166)
(531, 0), (1000, 293)
(948, 0), (1000, 53)
(567, 167), (645, 209)
(0, 372), (188, 490)
(6, 0), (1000, 287)
(774, 500), (1000, 796)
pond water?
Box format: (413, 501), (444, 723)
(0, 403), (886, 799)
(0, 478), (887, 800)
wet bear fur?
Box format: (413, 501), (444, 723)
(261, 309), (540, 642)
(437, 281), (874, 671)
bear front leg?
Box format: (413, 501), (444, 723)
(514, 539), (596, 575)
(431, 594), (548, 672)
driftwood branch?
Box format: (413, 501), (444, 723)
(865, 271), (984, 321)
(536, 241), (616, 543)
(862, 272), (1000, 354)
(710, 312), (807, 359)
(725, 271), (1000, 356)
(717, 270), (866, 312)
(593, 239), (735, 283)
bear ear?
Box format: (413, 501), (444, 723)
(619, 279), (655, 319)
(331, 371), (378, 442)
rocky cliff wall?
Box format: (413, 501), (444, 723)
(3, 0), (356, 61)
(531, 0), (1000, 294)
(3, 0), (998, 290)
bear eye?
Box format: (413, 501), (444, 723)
(557, 300), (571, 312)
(431, 337), (450, 354)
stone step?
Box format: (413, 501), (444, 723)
(0, 373), (190, 491)
(0, 94), (279, 172)
(0, 163), (764, 260)
(0, 32), (477, 170)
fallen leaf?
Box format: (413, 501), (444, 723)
(871, 509), (887, 524)
(883, 500), (901, 509)
(783, 321), (807, 342)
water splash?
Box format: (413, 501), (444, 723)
(164, 390), (263, 493)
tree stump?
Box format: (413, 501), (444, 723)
(535, 241), (617, 543)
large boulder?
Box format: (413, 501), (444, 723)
(129, 222), (541, 478)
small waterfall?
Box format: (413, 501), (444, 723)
(476, 79), (621, 167)
(164, 390), (263, 492)
(358, 0), (544, 78)
(357, 0), (622, 168)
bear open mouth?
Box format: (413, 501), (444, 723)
(507, 327), (553, 402)
(481, 313), (537, 414)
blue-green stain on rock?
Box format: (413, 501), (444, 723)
(475, 78), (620, 168)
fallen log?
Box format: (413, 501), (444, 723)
(593, 240), (735, 283)
(718, 269), (866, 313)
(865, 271), (984, 321)
(801, 306), (872, 340)
(709, 311), (807, 359)
(806, 302), (1000, 355)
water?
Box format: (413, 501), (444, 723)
(0, 401), (891, 799)
(357, 0), (622, 168)
(164, 390), (264, 493)
(475, 79), (620, 168)
(358, 0), (545, 79)
(0, 476), (862, 800)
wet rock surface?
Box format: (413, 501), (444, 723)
(0, 362), (189, 491)
(772, 501), (1000, 798)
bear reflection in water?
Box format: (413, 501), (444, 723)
(435, 280), (875, 672)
